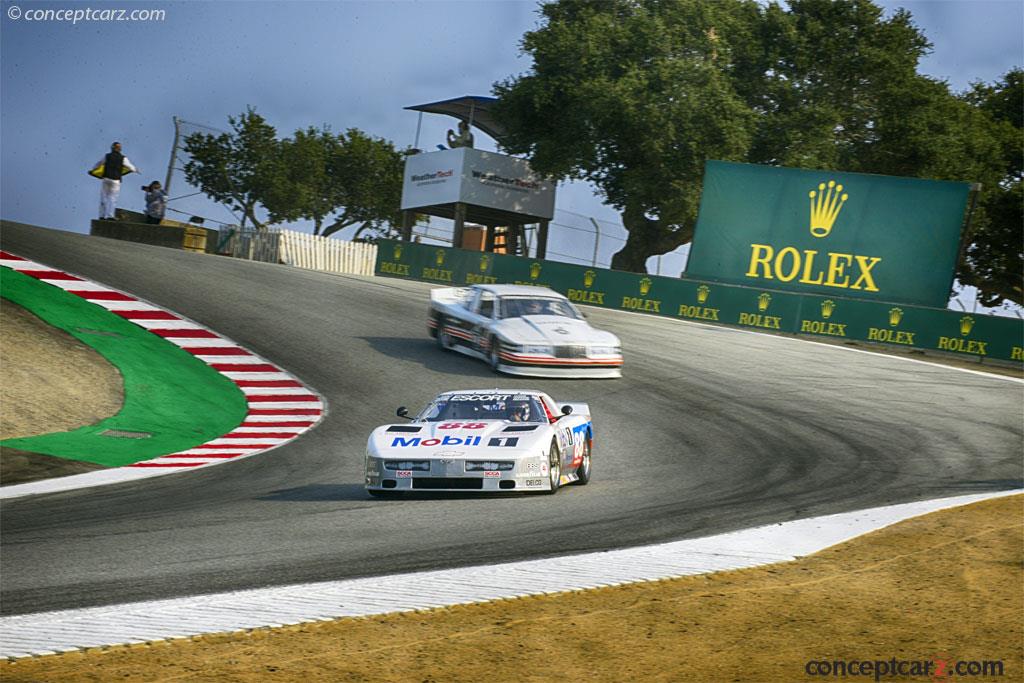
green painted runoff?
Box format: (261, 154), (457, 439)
(1, 267), (248, 466)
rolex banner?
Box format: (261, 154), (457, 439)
(375, 239), (1023, 363)
(686, 161), (971, 308)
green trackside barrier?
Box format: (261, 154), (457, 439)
(374, 239), (1024, 364)
(1, 267), (249, 467)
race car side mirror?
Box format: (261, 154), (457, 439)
(560, 405), (573, 415)
(396, 407), (410, 419)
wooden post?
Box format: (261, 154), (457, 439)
(536, 220), (549, 259)
(507, 224), (520, 256)
(400, 210), (414, 242)
(453, 203), (467, 249)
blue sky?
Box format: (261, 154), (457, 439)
(1, 0), (1021, 308)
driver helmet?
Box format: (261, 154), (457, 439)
(509, 398), (531, 421)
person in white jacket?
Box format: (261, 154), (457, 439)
(90, 142), (138, 219)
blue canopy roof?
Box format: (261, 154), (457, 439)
(405, 96), (505, 141)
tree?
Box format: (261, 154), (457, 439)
(957, 69), (1023, 306)
(494, 0), (1018, 283)
(494, 0), (755, 271)
(183, 107), (282, 230)
(263, 127), (406, 238)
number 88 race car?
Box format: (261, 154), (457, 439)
(365, 389), (593, 496)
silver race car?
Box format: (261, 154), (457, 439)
(365, 389), (593, 496)
(428, 284), (623, 378)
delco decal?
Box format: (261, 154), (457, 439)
(391, 435), (483, 448)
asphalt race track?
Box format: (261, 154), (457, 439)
(2, 221), (1021, 617)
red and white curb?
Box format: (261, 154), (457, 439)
(0, 489), (1018, 659)
(0, 252), (325, 499)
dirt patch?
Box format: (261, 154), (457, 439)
(0, 447), (107, 486)
(3, 494), (1019, 682)
(1, 299), (120, 482)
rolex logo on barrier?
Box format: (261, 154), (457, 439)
(867, 308), (914, 346)
(622, 277), (661, 313)
(421, 248), (453, 282)
(821, 299), (835, 319)
(677, 284), (719, 322)
(568, 269), (605, 305)
(466, 253), (497, 284)
(380, 242), (410, 276)
(889, 307), (904, 327)
(530, 262), (542, 280)
(809, 180), (849, 238)
(801, 298), (846, 337)
(937, 315), (986, 356)
(739, 292), (781, 329)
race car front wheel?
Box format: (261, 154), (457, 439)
(436, 317), (454, 350)
(545, 440), (561, 494)
(576, 438), (591, 485)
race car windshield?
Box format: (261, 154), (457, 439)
(499, 297), (580, 320)
(417, 393), (546, 423)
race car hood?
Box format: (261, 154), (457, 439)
(368, 420), (548, 458)
(493, 316), (618, 346)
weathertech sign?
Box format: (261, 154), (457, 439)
(686, 161), (970, 308)
(401, 147), (554, 220)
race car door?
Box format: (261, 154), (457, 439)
(466, 289), (497, 353)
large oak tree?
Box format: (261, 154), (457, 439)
(495, 0), (1021, 306)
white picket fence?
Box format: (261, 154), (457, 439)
(278, 229), (378, 276)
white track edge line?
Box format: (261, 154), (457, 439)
(1, 489), (1018, 659)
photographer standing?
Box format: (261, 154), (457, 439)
(142, 181), (167, 224)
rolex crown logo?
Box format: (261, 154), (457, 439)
(821, 299), (835, 319)
(757, 292), (772, 312)
(479, 254), (490, 271)
(435, 249), (445, 266)
(584, 270), (596, 288)
(530, 262), (542, 280)
(889, 307), (903, 327)
(639, 277), (652, 296)
(697, 284), (710, 304)
(393, 244), (403, 260)
(809, 180), (849, 238)
(960, 315), (975, 336)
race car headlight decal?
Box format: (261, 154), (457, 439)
(589, 345), (620, 356)
(519, 344), (554, 356)
(383, 460), (430, 471)
(465, 461), (515, 471)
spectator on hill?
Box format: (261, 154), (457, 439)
(90, 142), (138, 220)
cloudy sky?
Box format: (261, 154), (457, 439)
(1, 0), (1021, 307)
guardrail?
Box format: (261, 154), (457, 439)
(374, 239), (1024, 365)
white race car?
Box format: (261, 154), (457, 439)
(428, 284), (622, 378)
(365, 389), (593, 495)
